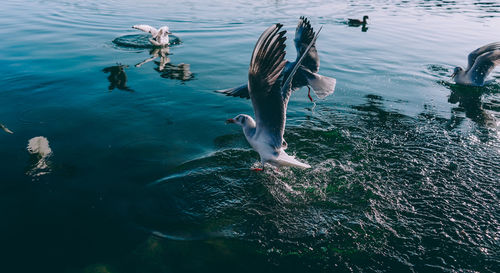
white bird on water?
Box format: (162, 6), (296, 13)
(226, 23), (322, 171)
(132, 25), (172, 47)
(452, 42), (500, 86)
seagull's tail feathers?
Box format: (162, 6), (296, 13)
(301, 68), (336, 99)
(276, 150), (311, 169)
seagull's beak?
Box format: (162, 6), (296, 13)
(166, 31), (172, 34)
(225, 118), (235, 124)
(451, 71), (457, 78)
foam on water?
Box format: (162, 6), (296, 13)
(26, 136), (52, 177)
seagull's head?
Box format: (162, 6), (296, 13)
(363, 15), (369, 21)
(451, 67), (463, 79)
(158, 26), (172, 36)
(226, 114), (255, 128)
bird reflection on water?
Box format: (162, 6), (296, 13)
(135, 46), (194, 82)
(155, 62), (193, 82)
(135, 47), (171, 70)
(102, 64), (133, 92)
(446, 83), (500, 128)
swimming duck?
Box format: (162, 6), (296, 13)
(348, 15), (369, 26)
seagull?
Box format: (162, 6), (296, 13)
(348, 15), (369, 26)
(226, 23), (321, 171)
(132, 25), (172, 47)
(452, 42), (500, 86)
(216, 17), (335, 102)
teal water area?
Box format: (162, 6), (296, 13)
(0, 0), (499, 272)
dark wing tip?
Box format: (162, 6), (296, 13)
(295, 17), (315, 47)
(282, 25), (322, 99)
(249, 24), (287, 89)
(215, 84), (251, 99)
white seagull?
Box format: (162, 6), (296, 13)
(132, 25), (172, 47)
(226, 23), (321, 171)
(452, 42), (500, 86)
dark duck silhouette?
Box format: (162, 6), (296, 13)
(348, 15), (369, 26)
(216, 16), (336, 102)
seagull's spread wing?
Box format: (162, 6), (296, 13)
(248, 24), (287, 150)
(215, 84), (250, 99)
(132, 25), (158, 36)
(248, 23), (322, 150)
(468, 50), (500, 85)
(217, 18), (321, 101)
(294, 16), (319, 73)
(282, 26), (322, 102)
(467, 42), (500, 71)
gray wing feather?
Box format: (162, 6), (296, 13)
(468, 50), (500, 85)
(132, 25), (158, 36)
(215, 84), (250, 99)
(294, 16), (320, 73)
(248, 24), (287, 150)
(282, 26), (322, 102)
(467, 42), (500, 71)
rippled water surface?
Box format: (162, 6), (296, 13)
(1, 0), (499, 272)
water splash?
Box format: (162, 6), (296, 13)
(112, 34), (181, 50)
(26, 136), (52, 177)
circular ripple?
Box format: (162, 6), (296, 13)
(112, 34), (182, 49)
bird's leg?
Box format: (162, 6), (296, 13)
(307, 85), (314, 102)
(158, 50), (170, 71)
(135, 55), (158, 67)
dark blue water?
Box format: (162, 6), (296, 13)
(1, 0), (499, 272)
